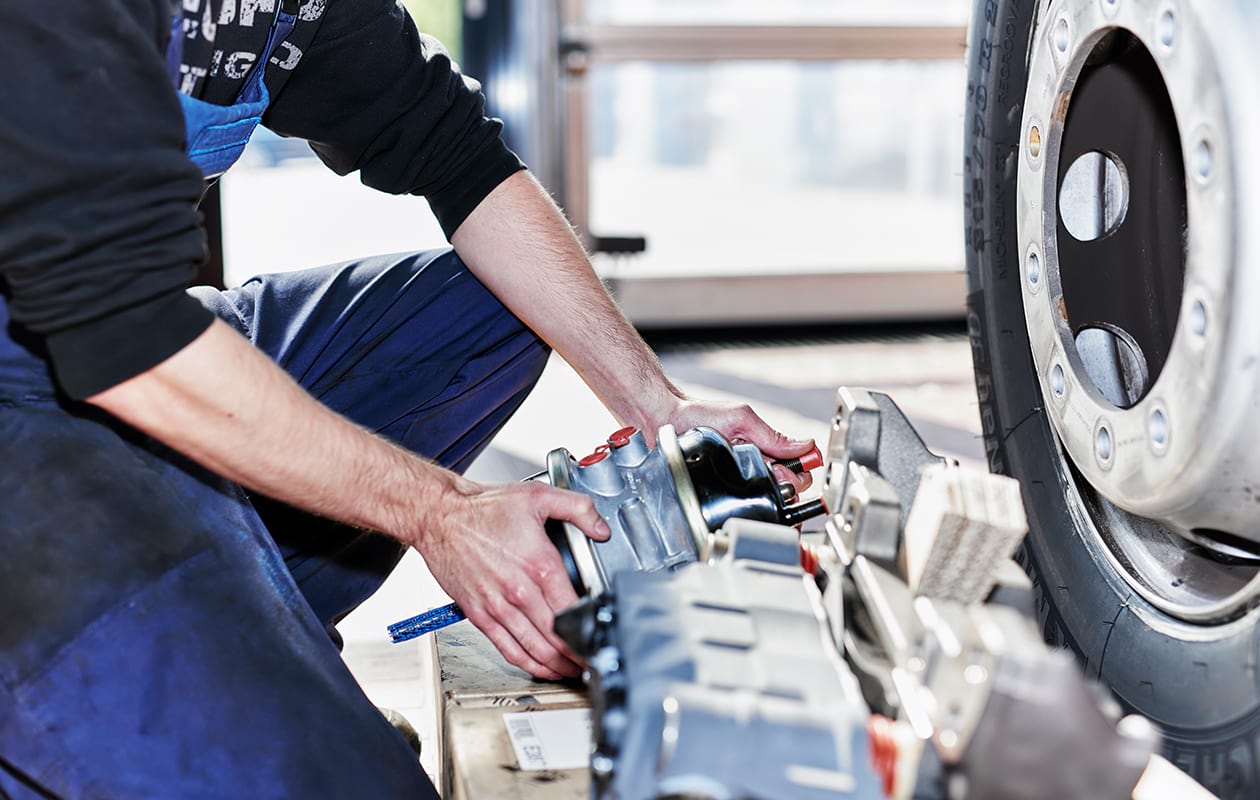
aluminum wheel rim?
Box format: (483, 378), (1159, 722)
(1017, 0), (1260, 622)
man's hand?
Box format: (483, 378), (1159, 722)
(88, 320), (610, 680)
(648, 397), (817, 494)
(416, 480), (610, 680)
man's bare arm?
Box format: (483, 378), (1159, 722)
(89, 318), (608, 679)
(451, 170), (816, 487)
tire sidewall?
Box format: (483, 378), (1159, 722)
(964, 0), (1260, 795)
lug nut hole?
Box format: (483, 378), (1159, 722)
(1095, 426), (1114, 463)
(1054, 18), (1071, 53)
(1194, 139), (1213, 181)
(1149, 408), (1169, 449)
(1189, 300), (1208, 337)
(1050, 363), (1066, 399)
(1026, 250), (1041, 288)
(1158, 9), (1177, 48)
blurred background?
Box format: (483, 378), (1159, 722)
(220, 0), (969, 327)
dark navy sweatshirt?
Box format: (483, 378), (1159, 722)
(0, 0), (523, 398)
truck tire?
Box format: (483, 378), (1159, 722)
(964, 0), (1260, 796)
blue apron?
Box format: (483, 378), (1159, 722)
(166, 3), (297, 178)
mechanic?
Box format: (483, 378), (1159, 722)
(0, 1), (814, 797)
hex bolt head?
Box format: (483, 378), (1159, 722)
(1158, 9), (1177, 48)
(1096, 425), (1113, 463)
(1026, 250), (1041, 288)
(1050, 363), (1066, 399)
(592, 755), (614, 776)
(1149, 408), (1169, 449)
(964, 664), (989, 685)
(1054, 18), (1071, 53)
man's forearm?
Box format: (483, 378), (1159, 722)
(450, 170), (684, 433)
(88, 316), (609, 679)
(88, 318), (457, 545)
(449, 170), (817, 484)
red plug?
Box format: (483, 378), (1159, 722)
(774, 445), (824, 475)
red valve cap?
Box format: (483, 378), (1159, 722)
(608, 426), (638, 448)
(579, 445), (611, 466)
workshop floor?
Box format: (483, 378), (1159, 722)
(334, 322), (983, 789)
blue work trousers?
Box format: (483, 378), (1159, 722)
(0, 250), (549, 798)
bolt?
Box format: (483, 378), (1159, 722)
(1029, 124), (1042, 158)
(592, 754), (614, 775)
(1027, 250), (1041, 288)
(1189, 300), (1207, 337)
(564, 48), (590, 74)
(1195, 139), (1213, 181)
(1158, 9), (1177, 48)
(1117, 714), (1159, 744)
(1054, 18), (1070, 53)
(1096, 425), (1113, 463)
(1149, 408), (1168, 449)
(1051, 363), (1066, 398)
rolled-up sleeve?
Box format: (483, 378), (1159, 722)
(0, 1), (213, 399)
(261, 0), (525, 239)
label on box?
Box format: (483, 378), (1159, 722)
(503, 708), (592, 771)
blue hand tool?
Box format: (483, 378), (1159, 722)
(388, 602), (466, 643)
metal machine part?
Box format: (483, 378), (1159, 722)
(821, 388), (1161, 799)
(555, 387), (1184, 799)
(838, 555), (1158, 799)
(1017, 0), (1260, 619)
(556, 518), (882, 800)
(823, 387), (945, 528)
(545, 424), (824, 595)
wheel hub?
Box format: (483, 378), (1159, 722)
(1019, 0), (1260, 620)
